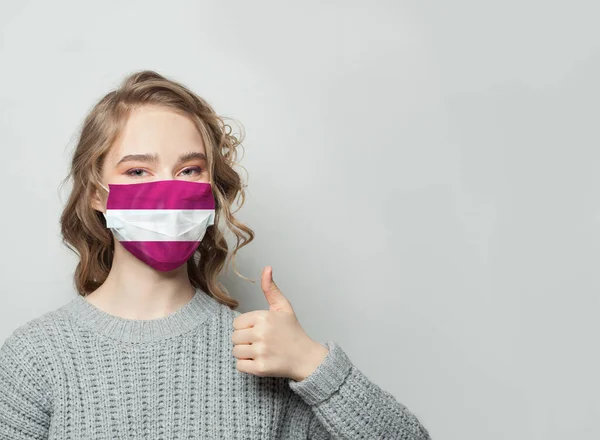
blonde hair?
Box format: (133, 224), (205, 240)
(60, 70), (255, 309)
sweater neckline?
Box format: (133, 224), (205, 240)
(63, 287), (221, 343)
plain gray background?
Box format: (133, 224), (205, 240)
(0, 1), (597, 439)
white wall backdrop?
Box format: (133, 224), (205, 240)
(0, 1), (598, 439)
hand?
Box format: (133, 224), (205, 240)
(232, 266), (329, 381)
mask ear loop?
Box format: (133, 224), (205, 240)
(98, 183), (110, 219)
(97, 182), (114, 277)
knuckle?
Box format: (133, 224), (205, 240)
(258, 311), (269, 321)
(254, 343), (266, 357)
(253, 328), (266, 341)
(255, 360), (267, 375)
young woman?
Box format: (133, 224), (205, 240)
(0, 70), (430, 439)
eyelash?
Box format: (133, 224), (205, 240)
(125, 167), (204, 178)
(180, 166), (203, 176)
(125, 169), (148, 178)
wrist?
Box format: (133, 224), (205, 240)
(291, 341), (329, 382)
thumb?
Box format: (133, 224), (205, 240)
(261, 266), (293, 313)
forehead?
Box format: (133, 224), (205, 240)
(110, 105), (206, 158)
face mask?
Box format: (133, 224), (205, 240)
(100, 180), (216, 272)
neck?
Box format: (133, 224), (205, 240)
(85, 242), (196, 320)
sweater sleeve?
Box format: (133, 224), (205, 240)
(288, 341), (430, 440)
(0, 330), (51, 440)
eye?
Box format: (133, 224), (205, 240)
(179, 166), (203, 177)
(125, 168), (149, 178)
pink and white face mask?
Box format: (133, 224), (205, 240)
(101, 180), (216, 272)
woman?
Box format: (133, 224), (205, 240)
(0, 70), (430, 439)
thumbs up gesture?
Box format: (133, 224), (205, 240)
(232, 266), (329, 381)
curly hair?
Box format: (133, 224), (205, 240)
(59, 70), (255, 309)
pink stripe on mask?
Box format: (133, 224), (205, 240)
(121, 241), (201, 272)
(107, 180), (215, 210)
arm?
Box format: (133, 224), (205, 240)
(0, 331), (51, 440)
(289, 341), (430, 440)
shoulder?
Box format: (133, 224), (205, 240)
(0, 318), (46, 374)
(2, 308), (60, 348)
(0, 307), (62, 366)
(0, 309), (61, 411)
(0, 299), (74, 369)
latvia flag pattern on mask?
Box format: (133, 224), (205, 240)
(103, 180), (216, 272)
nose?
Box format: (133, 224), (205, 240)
(154, 166), (179, 181)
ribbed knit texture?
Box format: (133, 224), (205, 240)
(0, 289), (430, 439)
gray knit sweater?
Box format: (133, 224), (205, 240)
(0, 288), (430, 439)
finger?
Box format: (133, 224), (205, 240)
(231, 328), (257, 345)
(236, 359), (255, 374)
(236, 359), (267, 376)
(232, 344), (255, 360)
(261, 266), (293, 313)
(233, 310), (269, 330)
(261, 266), (277, 294)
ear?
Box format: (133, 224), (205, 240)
(90, 185), (107, 213)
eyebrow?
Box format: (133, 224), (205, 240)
(116, 152), (207, 166)
(175, 152), (207, 167)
